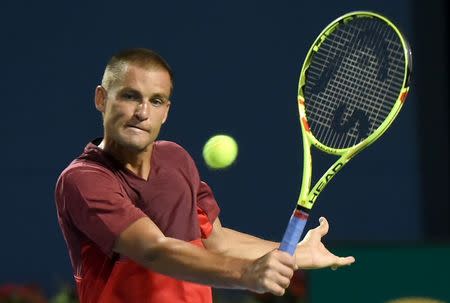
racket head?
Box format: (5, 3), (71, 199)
(280, 11), (413, 254)
(297, 11), (412, 155)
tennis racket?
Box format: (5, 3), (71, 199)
(279, 11), (412, 255)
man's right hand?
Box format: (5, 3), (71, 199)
(241, 250), (295, 296)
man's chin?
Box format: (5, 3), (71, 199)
(126, 142), (152, 152)
(117, 137), (153, 153)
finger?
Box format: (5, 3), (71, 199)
(275, 273), (292, 289)
(331, 256), (356, 269)
(264, 279), (286, 296)
(269, 252), (295, 278)
(275, 263), (295, 279)
(273, 250), (296, 269)
(336, 256), (356, 266)
(318, 217), (329, 236)
(291, 251), (299, 270)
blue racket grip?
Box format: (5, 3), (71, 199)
(279, 210), (309, 255)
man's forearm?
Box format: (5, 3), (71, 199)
(212, 228), (279, 259)
(144, 236), (250, 289)
(114, 217), (295, 296)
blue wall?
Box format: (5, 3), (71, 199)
(0, 0), (445, 296)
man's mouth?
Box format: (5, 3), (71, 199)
(126, 125), (150, 132)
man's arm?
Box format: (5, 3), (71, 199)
(113, 216), (295, 296)
(202, 217), (355, 270)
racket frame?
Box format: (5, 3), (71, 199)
(279, 11), (412, 255)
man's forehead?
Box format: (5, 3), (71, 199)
(114, 64), (171, 92)
(121, 64), (169, 79)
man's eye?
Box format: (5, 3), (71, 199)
(151, 98), (164, 106)
(122, 93), (138, 100)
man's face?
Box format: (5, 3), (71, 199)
(96, 64), (171, 152)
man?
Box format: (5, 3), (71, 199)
(55, 48), (355, 303)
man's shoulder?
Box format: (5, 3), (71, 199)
(156, 140), (186, 152)
(156, 140), (192, 158)
(57, 158), (116, 185)
(59, 140), (120, 179)
(154, 140), (198, 170)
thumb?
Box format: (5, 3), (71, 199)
(318, 217), (330, 236)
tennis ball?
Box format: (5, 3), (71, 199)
(203, 134), (238, 169)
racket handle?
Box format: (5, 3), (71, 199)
(279, 209), (309, 255)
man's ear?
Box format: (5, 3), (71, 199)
(162, 101), (171, 124)
(95, 85), (107, 112)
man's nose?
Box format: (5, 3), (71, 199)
(135, 101), (150, 121)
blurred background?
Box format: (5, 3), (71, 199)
(0, 0), (448, 302)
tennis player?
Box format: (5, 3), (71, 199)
(55, 48), (355, 303)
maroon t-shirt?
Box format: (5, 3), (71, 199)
(55, 139), (220, 303)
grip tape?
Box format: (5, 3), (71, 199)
(279, 210), (309, 255)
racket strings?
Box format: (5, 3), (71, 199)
(304, 17), (406, 149)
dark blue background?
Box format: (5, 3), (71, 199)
(0, 0), (447, 296)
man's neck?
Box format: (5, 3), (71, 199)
(98, 139), (153, 180)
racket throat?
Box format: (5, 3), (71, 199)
(307, 161), (344, 207)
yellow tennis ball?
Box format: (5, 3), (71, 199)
(203, 135), (238, 169)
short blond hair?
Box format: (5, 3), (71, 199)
(101, 48), (174, 94)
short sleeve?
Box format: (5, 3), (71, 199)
(197, 181), (220, 231)
(56, 166), (146, 255)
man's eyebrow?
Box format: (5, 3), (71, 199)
(116, 87), (169, 101)
(118, 87), (141, 94)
